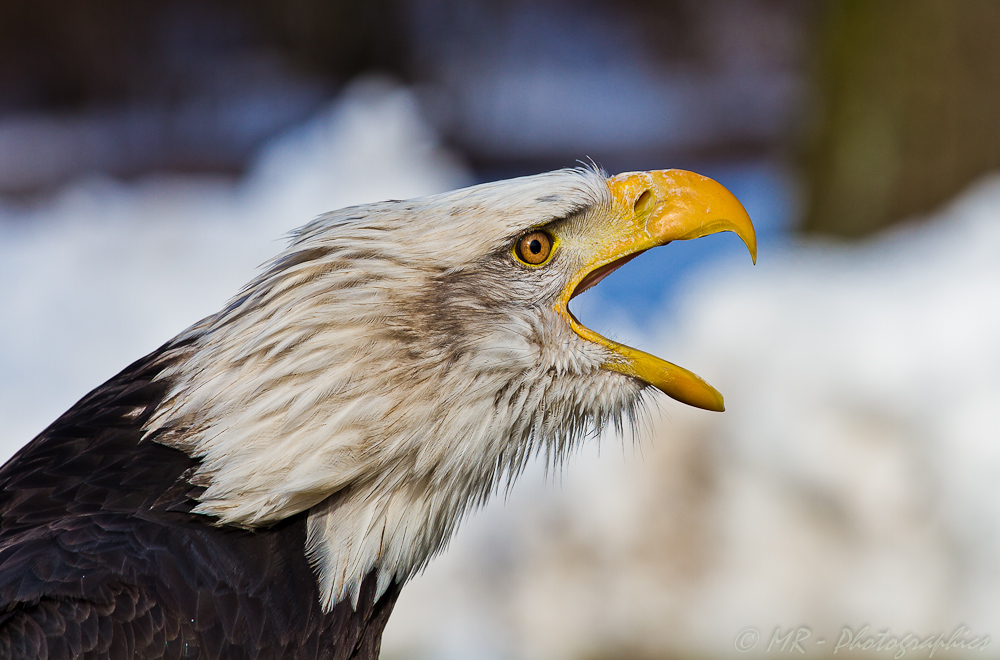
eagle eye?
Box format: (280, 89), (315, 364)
(514, 230), (553, 266)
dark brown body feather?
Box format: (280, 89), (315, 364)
(0, 345), (400, 659)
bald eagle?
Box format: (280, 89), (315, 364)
(0, 168), (754, 659)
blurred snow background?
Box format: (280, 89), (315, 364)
(2, 77), (999, 659)
(3, 1), (1000, 659)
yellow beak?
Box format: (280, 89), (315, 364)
(557, 169), (757, 412)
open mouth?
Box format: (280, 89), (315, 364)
(565, 251), (646, 326)
(570, 251), (646, 302)
(556, 169), (757, 412)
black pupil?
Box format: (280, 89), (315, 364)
(529, 239), (542, 254)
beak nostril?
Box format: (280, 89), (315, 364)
(633, 189), (655, 216)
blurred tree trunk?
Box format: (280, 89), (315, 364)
(803, 0), (1000, 237)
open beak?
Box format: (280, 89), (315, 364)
(556, 169), (757, 412)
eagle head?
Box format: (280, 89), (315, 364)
(143, 167), (756, 608)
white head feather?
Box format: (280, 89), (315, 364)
(144, 168), (648, 609)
